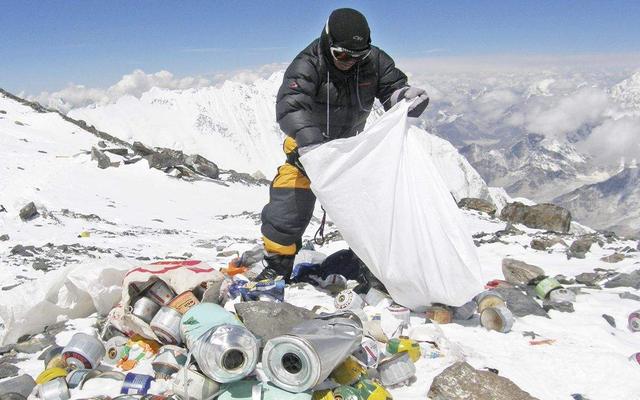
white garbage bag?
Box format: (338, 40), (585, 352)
(300, 101), (484, 309)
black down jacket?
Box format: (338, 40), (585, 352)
(276, 30), (408, 147)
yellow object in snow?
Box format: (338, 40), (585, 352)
(330, 355), (366, 385)
(36, 367), (68, 384)
(312, 390), (335, 400)
(353, 378), (393, 400)
(385, 336), (421, 363)
(78, 231), (90, 238)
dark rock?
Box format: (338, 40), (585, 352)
(18, 202), (38, 221)
(32, 258), (53, 271)
(567, 237), (595, 259)
(104, 148), (129, 157)
(0, 374), (37, 397)
(0, 205), (6, 212)
(185, 154), (219, 180)
(44, 321), (68, 336)
(542, 300), (574, 313)
(91, 146), (111, 169)
(575, 272), (601, 286)
(493, 287), (548, 318)
(600, 253), (625, 263)
(124, 157), (143, 165)
(428, 361), (539, 400)
(619, 292), (640, 301)
(97, 140), (107, 148)
(0, 363), (19, 379)
(457, 198), (497, 216)
(13, 335), (54, 354)
(530, 237), (568, 251)
(554, 275), (575, 285)
(501, 258), (545, 285)
(147, 148), (185, 170)
(0, 345), (13, 355)
(602, 314), (616, 328)
(0, 234), (9, 241)
(604, 270), (640, 289)
(495, 223), (524, 237)
(132, 141), (156, 156)
(10, 245), (38, 257)
(235, 301), (316, 343)
(500, 202), (571, 233)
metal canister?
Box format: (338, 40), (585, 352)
(387, 304), (410, 327)
(120, 373), (154, 395)
(168, 291), (199, 314)
(312, 390), (335, 400)
(330, 356), (366, 385)
(61, 333), (106, 370)
(628, 310), (640, 332)
(452, 301), (477, 320)
(364, 288), (392, 308)
(36, 368), (68, 385)
(352, 336), (380, 368)
(425, 305), (452, 324)
(353, 378), (393, 400)
(335, 289), (365, 310)
(549, 288), (576, 303)
(145, 280), (176, 306)
(104, 336), (129, 366)
(150, 307), (183, 345)
(152, 346), (188, 379)
(535, 277), (562, 299)
(475, 291), (506, 313)
(38, 378), (70, 400)
(480, 306), (514, 333)
(132, 297), (161, 323)
(385, 336), (421, 362)
(377, 352), (415, 387)
(332, 386), (361, 400)
(172, 367), (221, 400)
(65, 369), (99, 389)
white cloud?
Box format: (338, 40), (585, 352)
(578, 116), (640, 166)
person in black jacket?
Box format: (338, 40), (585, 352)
(257, 8), (429, 280)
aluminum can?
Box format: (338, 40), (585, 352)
(104, 336), (129, 366)
(475, 291), (506, 313)
(452, 300), (477, 320)
(365, 288), (393, 308)
(150, 307), (183, 345)
(36, 368), (68, 385)
(425, 305), (452, 324)
(335, 289), (365, 310)
(38, 378), (70, 400)
(121, 373), (154, 395)
(535, 277), (562, 299)
(132, 297), (161, 323)
(312, 390), (335, 400)
(628, 310), (640, 332)
(152, 346), (187, 379)
(377, 352), (416, 387)
(549, 288), (576, 303)
(385, 336), (421, 362)
(172, 367), (220, 400)
(330, 356), (366, 385)
(61, 333), (106, 370)
(332, 386), (361, 400)
(65, 369), (99, 389)
(353, 378), (393, 400)
(145, 280), (176, 306)
(387, 304), (410, 326)
(168, 291), (199, 314)
(480, 306), (514, 333)
(352, 336), (380, 368)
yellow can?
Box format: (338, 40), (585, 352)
(385, 336), (421, 363)
(353, 378), (393, 400)
(36, 367), (68, 384)
(312, 389), (336, 400)
(330, 356), (366, 385)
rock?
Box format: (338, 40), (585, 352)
(97, 140), (107, 148)
(500, 202), (571, 233)
(620, 292), (640, 301)
(567, 237), (595, 259)
(124, 157), (143, 165)
(457, 198), (497, 216)
(554, 274), (575, 285)
(495, 223), (524, 237)
(32, 258), (53, 271)
(147, 148), (186, 170)
(574, 272), (601, 286)
(252, 170), (266, 180)
(235, 301), (317, 343)
(0, 363), (19, 379)
(501, 258), (545, 285)
(91, 146), (111, 169)
(602, 314), (616, 328)
(493, 287), (548, 318)
(19, 202), (38, 221)
(185, 154), (219, 180)
(13, 335), (54, 354)
(132, 141), (156, 156)
(10, 245), (38, 257)
(604, 270), (640, 289)
(600, 253), (625, 263)
(0, 234), (9, 241)
(0, 345), (14, 355)
(0, 375), (37, 397)
(104, 148), (129, 157)
(428, 361), (539, 400)
(530, 237), (568, 251)
(542, 300), (574, 313)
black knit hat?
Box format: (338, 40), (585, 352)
(326, 8), (371, 51)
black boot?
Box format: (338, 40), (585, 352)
(254, 254), (295, 283)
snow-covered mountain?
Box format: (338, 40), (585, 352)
(554, 165), (640, 237)
(611, 71), (640, 112)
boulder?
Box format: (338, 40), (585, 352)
(428, 361), (538, 400)
(185, 154), (219, 180)
(13, 335), (54, 354)
(567, 237), (595, 259)
(604, 270), (640, 289)
(493, 287), (547, 318)
(132, 141), (156, 156)
(91, 146), (111, 169)
(19, 202), (38, 221)
(457, 198), (497, 216)
(619, 292), (640, 301)
(501, 258), (545, 285)
(530, 237), (567, 251)
(500, 202), (571, 233)
(575, 272), (601, 286)
(542, 300), (574, 313)
(600, 253), (625, 263)
(0, 363), (19, 379)
(147, 148), (186, 170)
(234, 301), (316, 343)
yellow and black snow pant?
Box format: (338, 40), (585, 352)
(261, 137), (316, 256)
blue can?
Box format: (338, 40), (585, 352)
(120, 373), (154, 395)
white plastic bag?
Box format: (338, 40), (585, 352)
(300, 101), (484, 309)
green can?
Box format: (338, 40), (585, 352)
(535, 277), (562, 299)
(332, 386), (362, 400)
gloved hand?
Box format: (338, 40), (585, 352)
(390, 86), (430, 118)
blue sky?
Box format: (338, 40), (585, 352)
(1, 0), (640, 94)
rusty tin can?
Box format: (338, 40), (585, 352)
(168, 291), (199, 314)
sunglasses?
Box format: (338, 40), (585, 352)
(330, 45), (371, 63)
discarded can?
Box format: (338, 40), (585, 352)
(121, 373), (154, 395)
(217, 381), (312, 400)
(452, 300), (477, 320)
(152, 345), (188, 379)
(385, 336), (421, 362)
(104, 336), (129, 366)
(168, 291), (199, 314)
(262, 316), (363, 393)
(628, 310), (640, 332)
(332, 386), (361, 400)
(181, 303), (259, 383)
(132, 297), (161, 323)
(129, 279), (157, 295)
(312, 390), (335, 400)
(36, 368), (68, 385)
(365, 288), (393, 308)
(475, 291), (506, 313)
(535, 277), (562, 299)
(377, 352), (416, 387)
(335, 289), (365, 310)
(629, 352), (640, 365)
(172, 367), (221, 400)
(38, 378), (70, 400)
(387, 304), (410, 327)
(352, 336), (380, 368)
(480, 306), (514, 333)
(62, 333), (106, 370)
(425, 305), (452, 324)
(549, 288), (576, 303)
(330, 356), (366, 385)
(65, 369), (99, 389)
(145, 280), (176, 306)
(150, 306), (183, 345)
(353, 378), (393, 400)
(0, 375), (36, 398)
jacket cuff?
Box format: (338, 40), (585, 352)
(296, 127), (326, 148)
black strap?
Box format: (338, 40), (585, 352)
(314, 207), (327, 246)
